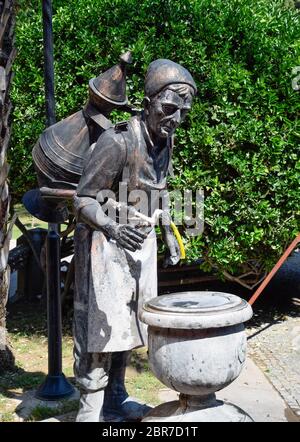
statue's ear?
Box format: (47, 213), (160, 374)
(143, 96), (151, 115)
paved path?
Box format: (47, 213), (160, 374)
(247, 316), (300, 420)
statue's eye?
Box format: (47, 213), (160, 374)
(162, 105), (178, 115)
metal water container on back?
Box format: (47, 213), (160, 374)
(32, 52), (132, 191)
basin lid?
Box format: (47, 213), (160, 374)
(140, 291), (253, 329)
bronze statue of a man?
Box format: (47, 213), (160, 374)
(73, 59), (197, 422)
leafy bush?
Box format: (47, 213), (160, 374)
(10, 0), (300, 285)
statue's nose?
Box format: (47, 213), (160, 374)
(171, 109), (181, 126)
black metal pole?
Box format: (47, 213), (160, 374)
(47, 231), (62, 376)
(36, 0), (74, 400)
(42, 0), (56, 127)
(36, 230), (74, 399)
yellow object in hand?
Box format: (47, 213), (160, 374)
(170, 222), (186, 260)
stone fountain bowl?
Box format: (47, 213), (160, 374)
(140, 291), (253, 397)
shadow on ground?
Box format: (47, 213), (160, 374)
(0, 365), (78, 421)
(7, 297), (72, 337)
(0, 367), (45, 398)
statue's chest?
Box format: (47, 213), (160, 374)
(121, 123), (170, 193)
(123, 146), (169, 192)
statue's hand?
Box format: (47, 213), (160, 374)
(109, 224), (147, 252)
(73, 196), (147, 252)
(162, 229), (181, 268)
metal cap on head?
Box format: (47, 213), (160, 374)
(22, 189), (69, 223)
(144, 59), (197, 97)
(89, 51), (132, 108)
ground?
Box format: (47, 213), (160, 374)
(1, 208), (299, 421)
(248, 314), (300, 418)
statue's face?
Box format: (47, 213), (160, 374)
(145, 85), (193, 140)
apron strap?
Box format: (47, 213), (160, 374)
(121, 117), (141, 186)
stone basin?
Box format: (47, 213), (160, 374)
(140, 291), (254, 422)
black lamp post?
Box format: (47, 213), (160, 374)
(35, 0), (74, 400)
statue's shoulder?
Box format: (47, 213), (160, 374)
(93, 116), (140, 159)
(114, 115), (140, 135)
(113, 115), (141, 142)
(114, 120), (130, 133)
(95, 122), (127, 145)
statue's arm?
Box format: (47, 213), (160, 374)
(73, 194), (116, 235)
(161, 219), (181, 268)
(159, 188), (181, 267)
(74, 195), (146, 252)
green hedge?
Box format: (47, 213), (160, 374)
(10, 0), (300, 284)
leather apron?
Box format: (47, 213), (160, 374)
(74, 116), (170, 353)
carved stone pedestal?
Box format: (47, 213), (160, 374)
(140, 291), (253, 422)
